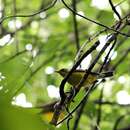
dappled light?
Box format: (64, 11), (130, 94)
(45, 66), (55, 75)
(12, 93), (32, 107)
(58, 8), (70, 19)
(91, 0), (110, 10)
(116, 90), (130, 105)
(0, 0), (130, 130)
(0, 34), (11, 46)
(47, 85), (60, 98)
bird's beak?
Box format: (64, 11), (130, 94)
(55, 70), (59, 73)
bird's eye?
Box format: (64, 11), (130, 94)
(60, 69), (66, 72)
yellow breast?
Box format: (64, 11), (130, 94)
(67, 72), (97, 87)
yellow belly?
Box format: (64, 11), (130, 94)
(67, 72), (97, 87)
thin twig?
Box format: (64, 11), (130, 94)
(67, 116), (73, 130)
(109, 0), (121, 20)
(75, 10), (130, 62)
(115, 0), (127, 7)
(94, 87), (104, 130)
(0, 0), (57, 24)
(61, 0), (130, 37)
(112, 48), (130, 70)
(72, 0), (80, 53)
(99, 37), (117, 72)
(94, 100), (130, 107)
(113, 115), (126, 130)
(0, 50), (27, 64)
(72, 87), (91, 130)
(104, 30), (130, 69)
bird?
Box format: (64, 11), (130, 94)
(56, 68), (113, 88)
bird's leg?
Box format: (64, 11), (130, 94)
(65, 86), (76, 104)
(70, 86), (76, 102)
(64, 103), (73, 118)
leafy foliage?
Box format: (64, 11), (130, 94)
(0, 0), (130, 130)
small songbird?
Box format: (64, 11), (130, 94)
(56, 68), (113, 88)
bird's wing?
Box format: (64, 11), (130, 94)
(73, 69), (99, 75)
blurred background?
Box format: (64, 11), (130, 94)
(0, 0), (130, 130)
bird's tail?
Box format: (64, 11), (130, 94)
(98, 71), (113, 79)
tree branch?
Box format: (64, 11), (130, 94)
(61, 0), (130, 37)
(109, 0), (121, 20)
(0, 0), (57, 24)
(72, 0), (80, 53)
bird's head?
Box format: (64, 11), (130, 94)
(55, 68), (68, 76)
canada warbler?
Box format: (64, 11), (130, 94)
(56, 69), (113, 87)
